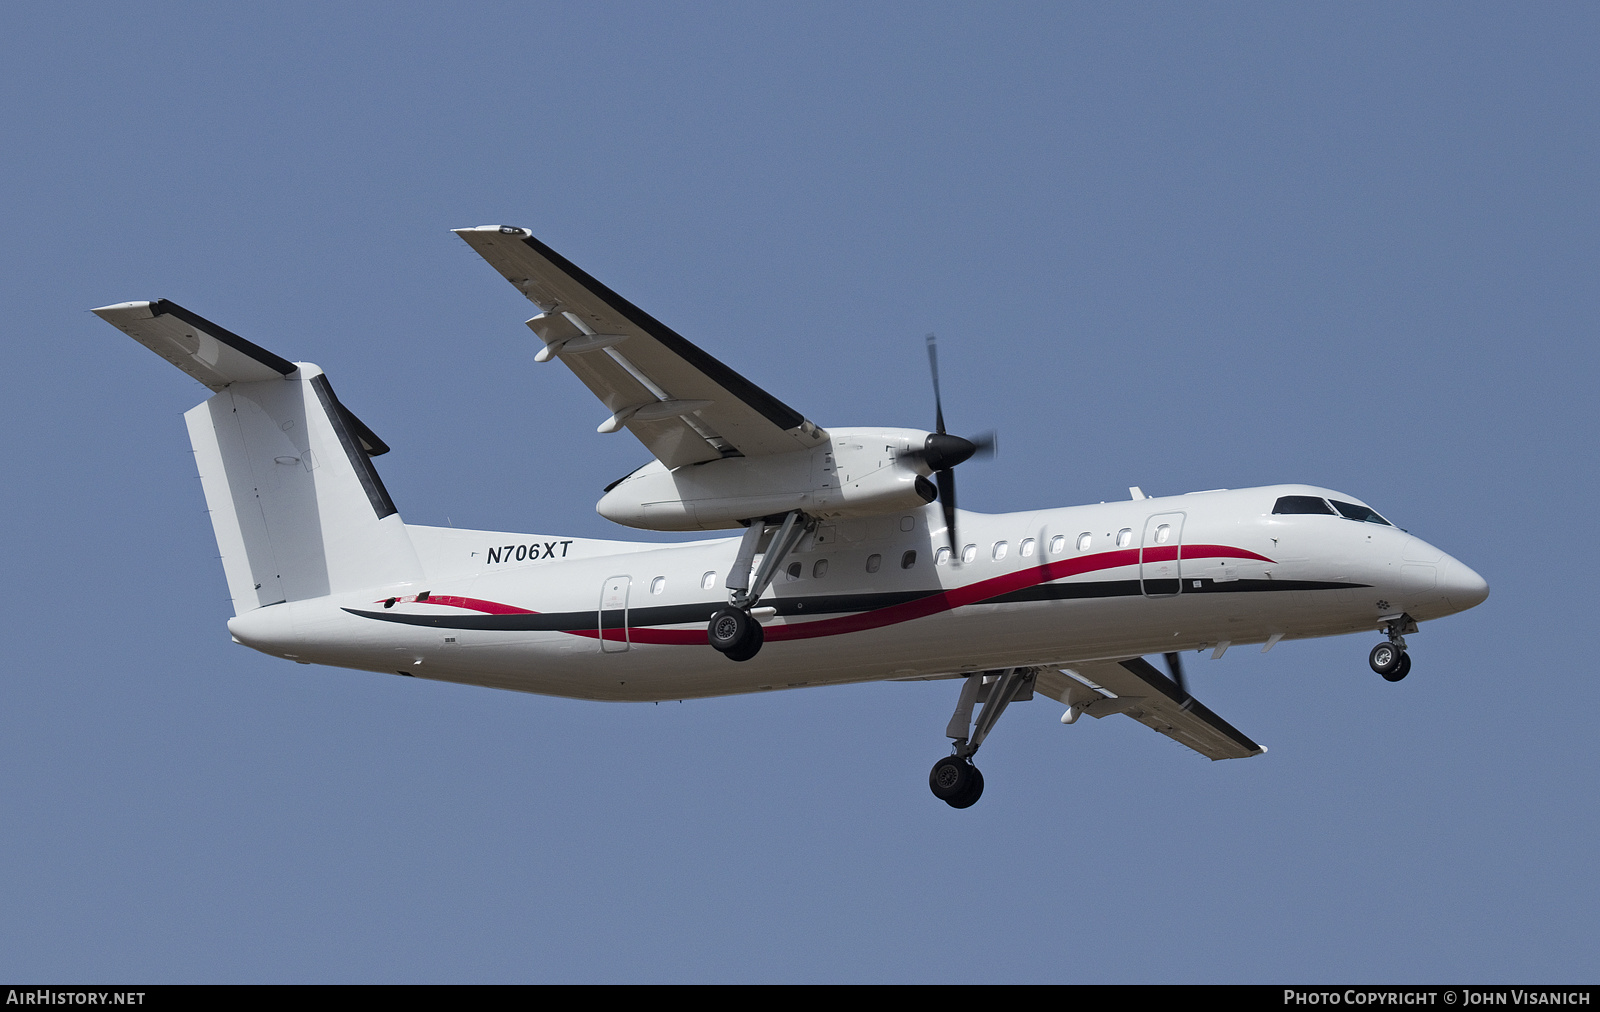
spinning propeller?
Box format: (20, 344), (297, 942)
(913, 333), (996, 553)
(1164, 651), (1190, 703)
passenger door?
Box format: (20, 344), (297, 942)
(598, 576), (631, 652)
(1140, 513), (1185, 597)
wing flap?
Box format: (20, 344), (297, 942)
(455, 226), (828, 467)
(1038, 658), (1265, 761)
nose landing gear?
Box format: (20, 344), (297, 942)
(1369, 641), (1410, 680)
(1370, 615), (1416, 681)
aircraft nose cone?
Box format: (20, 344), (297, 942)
(1440, 556), (1490, 611)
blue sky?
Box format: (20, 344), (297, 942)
(2, 3), (1596, 982)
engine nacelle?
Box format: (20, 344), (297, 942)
(597, 427), (938, 531)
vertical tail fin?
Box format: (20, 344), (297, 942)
(186, 366), (422, 611)
(96, 301), (422, 613)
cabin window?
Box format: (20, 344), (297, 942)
(962, 544), (978, 564)
(866, 553), (882, 574)
(901, 550), (917, 569)
(1116, 529), (1132, 548)
(813, 559), (829, 578)
(992, 541), (1009, 561)
(1019, 539), (1035, 558)
(701, 571), (716, 591)
(899, 516), (915, 532)
(1076, 532), (1091, 552)
(650, 577), (666, 595)
(1272, 495), (1336, 515)
(786, 562), (802, 581)
(1154, 524), (1172, 544)
(1050, 535), (1067, 554)
(936, 547), (952, 566)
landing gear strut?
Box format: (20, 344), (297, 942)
(929, 668), (1035, 809)
(707, 509), (811, 663)
(1370, 615), (1416, 681)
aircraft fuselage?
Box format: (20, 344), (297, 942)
(226, 483), (1488, 702)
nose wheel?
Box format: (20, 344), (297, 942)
(1370, 617), (1415, 681)
(1370, 643), (1411, 681)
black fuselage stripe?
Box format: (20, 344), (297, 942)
(344, 578), (1369, 632)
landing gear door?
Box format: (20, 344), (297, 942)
(599, 576), (631, 653)
(1140, 512), (1184, 597)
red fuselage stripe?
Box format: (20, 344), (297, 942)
(385, 544), (1273, 645)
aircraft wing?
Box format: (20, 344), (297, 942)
(1035, 659), (1265, 761)
(454, 226), (828, 469)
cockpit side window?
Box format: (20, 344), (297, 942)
(1272, 495), (1336, 515)
(1329, 499), (1393, 526)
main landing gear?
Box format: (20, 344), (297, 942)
(708, 606), (763, 662)
(1369, 615), (1417, 682)
(930, 756), (984, 809)
(707, 509), (811, 663)
(930, 667), (1036, 809)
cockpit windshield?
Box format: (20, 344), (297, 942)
(1271, 495), (1335, 515)
(1272, 494), (1393, 526)
(1328, 499), (1392, 526)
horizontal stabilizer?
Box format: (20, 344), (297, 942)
(93, 299), (388, 456)
(92, 299), (295, 390)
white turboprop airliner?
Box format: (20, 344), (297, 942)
(95, 225), (1489, 808)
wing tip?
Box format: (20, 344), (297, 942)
(91, 300), (157, 320)
(454, 224), (531, 237)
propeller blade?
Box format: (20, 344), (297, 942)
(968, 429), (998, 460)
(921, 332), (990, 558)
(1164, 651), (1189, 701)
